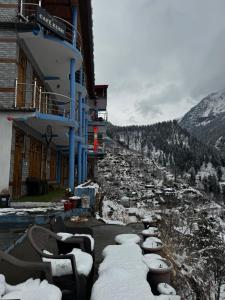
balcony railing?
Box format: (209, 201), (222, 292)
(14, 80), (70, 118)
(89, 110), (108, 122)
(75, 70), (86, 87)
(18, 1), (82, 50)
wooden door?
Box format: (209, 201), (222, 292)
(12, 131), (24, 198)
(42, 146), (47, 179)
(17, 50), (27, 107)
(61, 155), (69, 186)
(50, 150), (56, 181)
(29, 138), (42, 178)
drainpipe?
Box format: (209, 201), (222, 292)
(68, 6), (77, 192)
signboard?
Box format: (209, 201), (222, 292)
(36, 7), (66, 39)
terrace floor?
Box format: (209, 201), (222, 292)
(1, 218), (144, 285)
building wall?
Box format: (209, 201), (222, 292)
(9, 122), (60, 197)
(0, 0), (18, 23)
(0, 29), (17, 107)
(0, 112), (13, 193)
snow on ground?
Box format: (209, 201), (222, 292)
(97, 145), (225, 298)
(0, 205), (63, 216)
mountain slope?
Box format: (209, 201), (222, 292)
(107, 121), (225, 175)
(180, 90), (225, 151)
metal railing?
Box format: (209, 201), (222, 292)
(18, 0), (82, 50)
(14, 79), (70, 118)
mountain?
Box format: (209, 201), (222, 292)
(107, 121), (225, 176)
(179, 90), (225, 152)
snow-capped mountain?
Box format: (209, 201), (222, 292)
(180, 90), (225, 152)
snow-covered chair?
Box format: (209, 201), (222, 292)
(0, 274), (62, 300)
(28, 225), (94, 300)
(0, 250), (61, 300)
(51, 216), (94, 255)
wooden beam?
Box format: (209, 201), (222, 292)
(0, 4), (17, 8)
(0, 38), (16, 43)
(0, 58), (17, 63)
(0, 88), (15, 92)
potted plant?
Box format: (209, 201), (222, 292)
(0, 189), (10, 208)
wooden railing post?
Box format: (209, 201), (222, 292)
(45, 94), (48, 114)
(20, 0), (23, 16)
(33, 79), (37, 108)
(39, 87), (42, 112)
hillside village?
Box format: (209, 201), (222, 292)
(97, 141), (225, 298)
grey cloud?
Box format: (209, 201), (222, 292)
(93, 0), (225, 125)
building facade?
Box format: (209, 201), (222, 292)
(88, 85), (108, 178)
(0, 0), (96, 198)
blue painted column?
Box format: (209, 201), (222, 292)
(68, 6), (77, 191)
(85, 109), (88, 179)
(78, 94), (83, 184)
(82, 147), (86, 182)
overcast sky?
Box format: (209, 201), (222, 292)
(92, 0), (225, 126)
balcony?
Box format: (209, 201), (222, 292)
(14, 80), (71, 119)
(75, 70), (87, 97)
(17, 1), (83, 101)
(87, 144), (105, 159)
(18, 2), (82, 51)
(89, 110), (108, 124)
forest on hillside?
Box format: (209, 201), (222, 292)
(107, 121), (225, 177)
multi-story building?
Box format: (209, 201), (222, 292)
(88, 84), (108, 178)
(0, 0), (96, 198)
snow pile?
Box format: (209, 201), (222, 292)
(157, 283), (176, 295)
(96, 214), (125, 225)
(115, 233), (141, 244)
(143, 216), (154, 223)
(43, 248), (93, 276)
(57, 232), (94, 251)
(0, 275), (62, 300)
(0, 206), (63, 216)
(220, 284), (225, 299)
(142, 237), (163, 249)
(157, 296), (180, 299)
(75, 181), (99, 195)
(91, 244), (154, 300)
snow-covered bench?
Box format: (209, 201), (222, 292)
(91, 244), (153, 300)
(91, 243), (180, 300)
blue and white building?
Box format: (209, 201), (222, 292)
(0, 0), (95, 198)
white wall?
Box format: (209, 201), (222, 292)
(0, 113), (13, 193)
